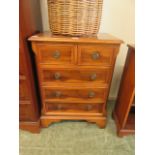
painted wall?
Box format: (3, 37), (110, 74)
(30, 0), (43, 31)
(39, 0), (135, 99)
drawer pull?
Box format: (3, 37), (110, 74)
(55, 91), (61, 97)
(91, 52), (100, 60)
(88, 91), (95, 98)
(85, 105), (93, 111)
(90, 73), (97, 80)
(54, 72), (61, 80)
(52, 50), (61, 59)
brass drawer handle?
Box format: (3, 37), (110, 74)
(90, 73), (97, 80)
(91, 51), (100, 60)
(52, 50), (61, 59)
(88, 91), (95, 98)
(85, 105), (93, 111)
(55, 91), (61, 97)
(54, 72), (61, 80)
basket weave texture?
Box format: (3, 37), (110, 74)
(47, 0), (103, 36)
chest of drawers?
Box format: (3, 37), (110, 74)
(19, 0), (42, 133)
(29, 32), (123, 128)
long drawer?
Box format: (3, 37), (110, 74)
(19, 80), (30, 100)
(19, 102), (32, 121)
(42, 86), (108, 103)
(45, 102), (104, 115)
(39, 66), (111, 85)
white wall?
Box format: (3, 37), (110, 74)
(40, 0), (49, 31)
(99, 0), (135, 99)
(39, 0), (135, 99)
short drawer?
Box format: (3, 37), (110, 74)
(45, 102), (103, 114)
(42, 87), (108, 103)
(40, 67), (111, 84)
(78, 45), (116, 66)
(36, 43), (76, 64)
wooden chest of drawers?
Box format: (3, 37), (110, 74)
(19, 0), (42, 133)
(29, 32), (123, 128)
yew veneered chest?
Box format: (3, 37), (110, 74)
(29, 32), (123, 128)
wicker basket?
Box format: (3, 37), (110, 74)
(47, 0), (103, 36)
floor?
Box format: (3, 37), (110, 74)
(19, 101), (135, 155)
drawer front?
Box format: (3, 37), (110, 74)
(78, 45), (115, 66)
(19, 80), (30, 100)
(19, 49), (26, 76)
(43, 87), (108, 103)
(40, 67), (111, 84)
(19, 103), (32, 121)
(36, 43), (76, 64)
(45, 102), (103, 114)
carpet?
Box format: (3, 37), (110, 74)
(19, 101), (135, 155)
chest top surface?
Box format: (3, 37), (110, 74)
(28, 32), (123, 44)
